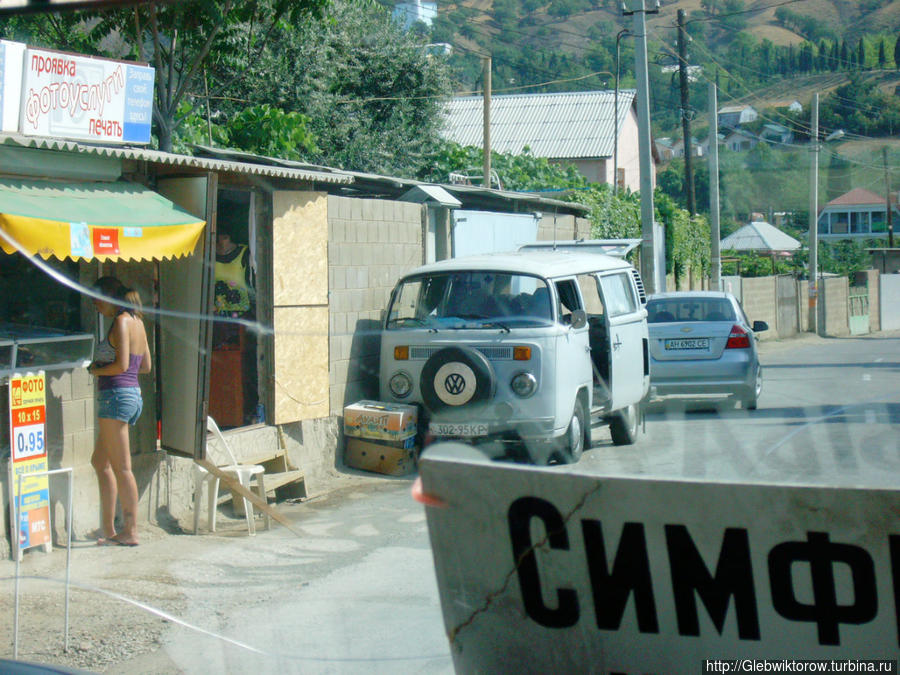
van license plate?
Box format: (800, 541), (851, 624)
(665, 338), (709, 350)
(430, 423), (489, 437)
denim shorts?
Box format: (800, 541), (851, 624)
(97, 387), (143, 425)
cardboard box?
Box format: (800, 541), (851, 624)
(345, 437), (415, 476)
(343, 400), (417, 441)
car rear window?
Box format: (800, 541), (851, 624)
(647, 298), (736, 323)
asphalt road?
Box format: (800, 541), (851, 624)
(579, 329), (900, 489)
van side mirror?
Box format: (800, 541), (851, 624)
(569, 309), (587, 330)
(752, 320), (768, 333)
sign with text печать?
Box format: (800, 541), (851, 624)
(8, 371), (51, 553)
(19, 47), (153, 144)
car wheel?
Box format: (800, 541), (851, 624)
(420, 346), (495, 413)
(741, 367), (762, 410)
(557, 400), (587, 464)
(609, 403), (639, 446)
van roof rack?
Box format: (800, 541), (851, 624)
(519, 239), (642, 258)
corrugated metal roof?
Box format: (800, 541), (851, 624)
(441, 90), (636, 159)
(721, 221), (800, 252)
(0, 133), (353, 184)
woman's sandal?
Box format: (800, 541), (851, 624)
(97, 536), (138, 547)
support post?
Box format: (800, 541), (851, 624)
(482, 55), (492, 189)
(709, 82), (721, 290)
(677, 9), (695, 215)
(809, 93), (819, 335)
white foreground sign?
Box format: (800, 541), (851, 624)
(418, 445), (899, 674)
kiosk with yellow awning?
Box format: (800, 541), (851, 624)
(0, 178), (206, 261)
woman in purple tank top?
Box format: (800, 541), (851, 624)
(88, 276), (152, 547)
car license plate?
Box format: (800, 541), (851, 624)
(664, 338), (709, 350)
(429, 422), (489, 437)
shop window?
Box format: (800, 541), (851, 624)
(1, 254), (81, 330)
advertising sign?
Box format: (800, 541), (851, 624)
(0, 40), (25, 132)
(8, 372), (51, 554)
(418, 446), (900, 673)
(19, 47), (154, 144)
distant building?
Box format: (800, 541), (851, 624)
(723, 128), (759, 152)
(441, 90), (652, 192)
(760, 123), (794, 146)
(817, 187), (897, 240)
(656, 137), (675, 162)
(671, 136), (703, 158)
(393, 0), (437, 29)
(718, 104), (758, 129)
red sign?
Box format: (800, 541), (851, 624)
(92, 227), (120, 255)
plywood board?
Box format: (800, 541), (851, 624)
(272, 191), (328, 307)
(273, 306), (329, 424)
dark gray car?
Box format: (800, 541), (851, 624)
(646, 291), (768, 409)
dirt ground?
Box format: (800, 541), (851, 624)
(0, 472), (389, 674)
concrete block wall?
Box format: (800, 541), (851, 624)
(822, 276), (850, 336)
(536, 214), (587, 241)
(327, 196), (423, 417)
(739, 277), (778, 340)
(798, 280), (810, 332)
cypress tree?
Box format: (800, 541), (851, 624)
(879, 39), (886, 68)
(830, 41), (839, 71)
(894, 36), (900, 70)
(840, 40), (849, 69)
(818, 40), (828, 71)
(857, 37), (866, 69)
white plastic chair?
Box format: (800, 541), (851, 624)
(193, 416), (270, 535)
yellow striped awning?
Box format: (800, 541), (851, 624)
(0, 179), (206, 261)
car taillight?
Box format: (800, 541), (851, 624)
(726, 324), (751, 349)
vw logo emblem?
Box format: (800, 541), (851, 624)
(444, 373), (466, 395)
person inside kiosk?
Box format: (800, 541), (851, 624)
(210, 196), (258, 428)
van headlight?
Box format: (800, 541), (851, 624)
(389, 371), (413, 398)
(510, 371), (537, 398)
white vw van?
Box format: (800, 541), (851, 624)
(379, 242), (650, 464)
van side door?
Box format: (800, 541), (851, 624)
(553, 277), (592, 413)
(598, 271), (647, 410)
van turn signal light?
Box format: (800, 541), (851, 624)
(513, 346), (531, 360)
(394, 346), (409, 360)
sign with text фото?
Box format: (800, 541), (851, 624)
(19, 47), (154, 144)
(8, 371), (51, 555)
(418, 446), (900, 674)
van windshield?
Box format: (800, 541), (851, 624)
(386, 271), (554, 329)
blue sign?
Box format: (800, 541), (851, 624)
(123, 64), (154, 144)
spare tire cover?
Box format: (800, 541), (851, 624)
(421, 346), (494, 412)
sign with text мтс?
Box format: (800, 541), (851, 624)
(418, 447), (900, 674)
(8, 371), (51, 556)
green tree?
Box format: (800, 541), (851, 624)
(233, 0), (453, 176)
(894, 36), (900, 69)
(2, 1), (328, 152)
(878, 39), (887, 68)
(857, 37), (866, 69)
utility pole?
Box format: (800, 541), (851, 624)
(709, 82), (721, 290)
(884, 146), (895, 248)
(808, 93), (819, 335)
(613, 29), (630, 195)
(625, 0), (660, 294)
(677, 9), (695, 215)
(482, 56), (492, 189)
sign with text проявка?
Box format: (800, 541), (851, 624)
(8, 371), (51, 554)
(18, 46), (153, 144)
(417, 445), (900, 673)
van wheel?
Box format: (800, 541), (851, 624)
(609, 403), (639, 446)
(559, 401), (587, 463)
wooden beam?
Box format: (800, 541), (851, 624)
(195, 458), (304, 537)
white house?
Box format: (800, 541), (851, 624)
(441, 90), (652, 192)
(723, 128), (759, 152)
(393, 0), (437, 28)
(671, 136), (703, 158)
(718, 104), (758, 129)
(817, 187), (897, 240)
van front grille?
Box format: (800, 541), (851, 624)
(409, 345), (514, 361)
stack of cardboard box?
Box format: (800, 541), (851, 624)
(343, 400), (418, 476)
